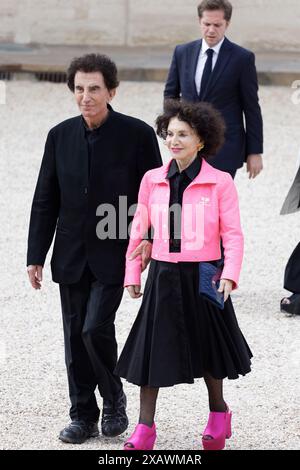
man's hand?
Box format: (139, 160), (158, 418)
(126, 285), (143, 299)
(246, 154), (263, 179)
(27, 265), (43, 290)
(218, 279), (234, 302)
(129, 240), (152, 272)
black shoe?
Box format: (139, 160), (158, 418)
(101, 390), (129, 437)
(59, 420), (99, 444)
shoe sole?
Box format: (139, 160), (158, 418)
(59, 431), (99, 444)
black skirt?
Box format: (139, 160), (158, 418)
(115, 260), (252, 387)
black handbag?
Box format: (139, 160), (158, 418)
(199, 262), (224, 309)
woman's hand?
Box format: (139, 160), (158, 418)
(129, 240), (152, 271)
(218, 279), (234, 302)
(126, 285), (143, 299)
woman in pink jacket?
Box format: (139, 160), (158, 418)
(115, 100), (252, 451)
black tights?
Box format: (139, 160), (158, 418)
(138, 386), (159, 427)
(138, 374), (226, 428)
(203, 373), (227, 412)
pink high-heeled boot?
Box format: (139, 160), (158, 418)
(124, 423), (156, 451)
(202, 406), (232, 451)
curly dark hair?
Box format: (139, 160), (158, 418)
(156, 100), (225, 157)
(67, 53), (119, 92)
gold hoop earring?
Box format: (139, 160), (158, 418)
(197, 143), (204, 152)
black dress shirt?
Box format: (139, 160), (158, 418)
(82, 115), (110, 177)
(166, 157), (202, 252)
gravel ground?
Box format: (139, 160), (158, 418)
(0, 80), (300, 450)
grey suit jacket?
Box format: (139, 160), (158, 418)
(280, 165), (300, 215)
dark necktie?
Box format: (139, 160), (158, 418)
(199, 48), (214, 99)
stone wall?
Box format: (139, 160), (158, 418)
(0, 0), (299, 52)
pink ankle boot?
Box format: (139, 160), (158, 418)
(202, 406), (232, 451)
(124, 423), (156, 451)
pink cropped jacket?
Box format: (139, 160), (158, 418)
(124, 159), (244, 289)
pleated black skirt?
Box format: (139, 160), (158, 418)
(115, 260), (252, 387)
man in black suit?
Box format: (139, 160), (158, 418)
(27, 54), (162, 444)
(164, 0), (263, 179)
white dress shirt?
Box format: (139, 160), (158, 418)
(195, 37), (225, 95)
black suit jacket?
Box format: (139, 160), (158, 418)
(27, 106), (162, 284)
(284, 242), (300, 294)
(164, 37), (263, 171)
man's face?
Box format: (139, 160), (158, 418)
(199, 9), (229, 47)
(74, 71), (115, 122)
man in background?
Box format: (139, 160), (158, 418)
(164, 0), (263, 179)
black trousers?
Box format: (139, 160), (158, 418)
(59, 265), (124, 422)
(284, 242), (300, 294)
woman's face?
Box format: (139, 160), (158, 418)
(166, 117), (201, 162)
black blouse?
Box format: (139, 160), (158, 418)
(166, 157), (202, 252)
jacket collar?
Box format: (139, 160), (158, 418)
(79, 103), (114, 137)
(166, 156), (202, 181)
(151, 158), (217, 185)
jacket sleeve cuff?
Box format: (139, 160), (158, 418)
(124, 258), (142, 287)
(124, 272), (141, 288)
